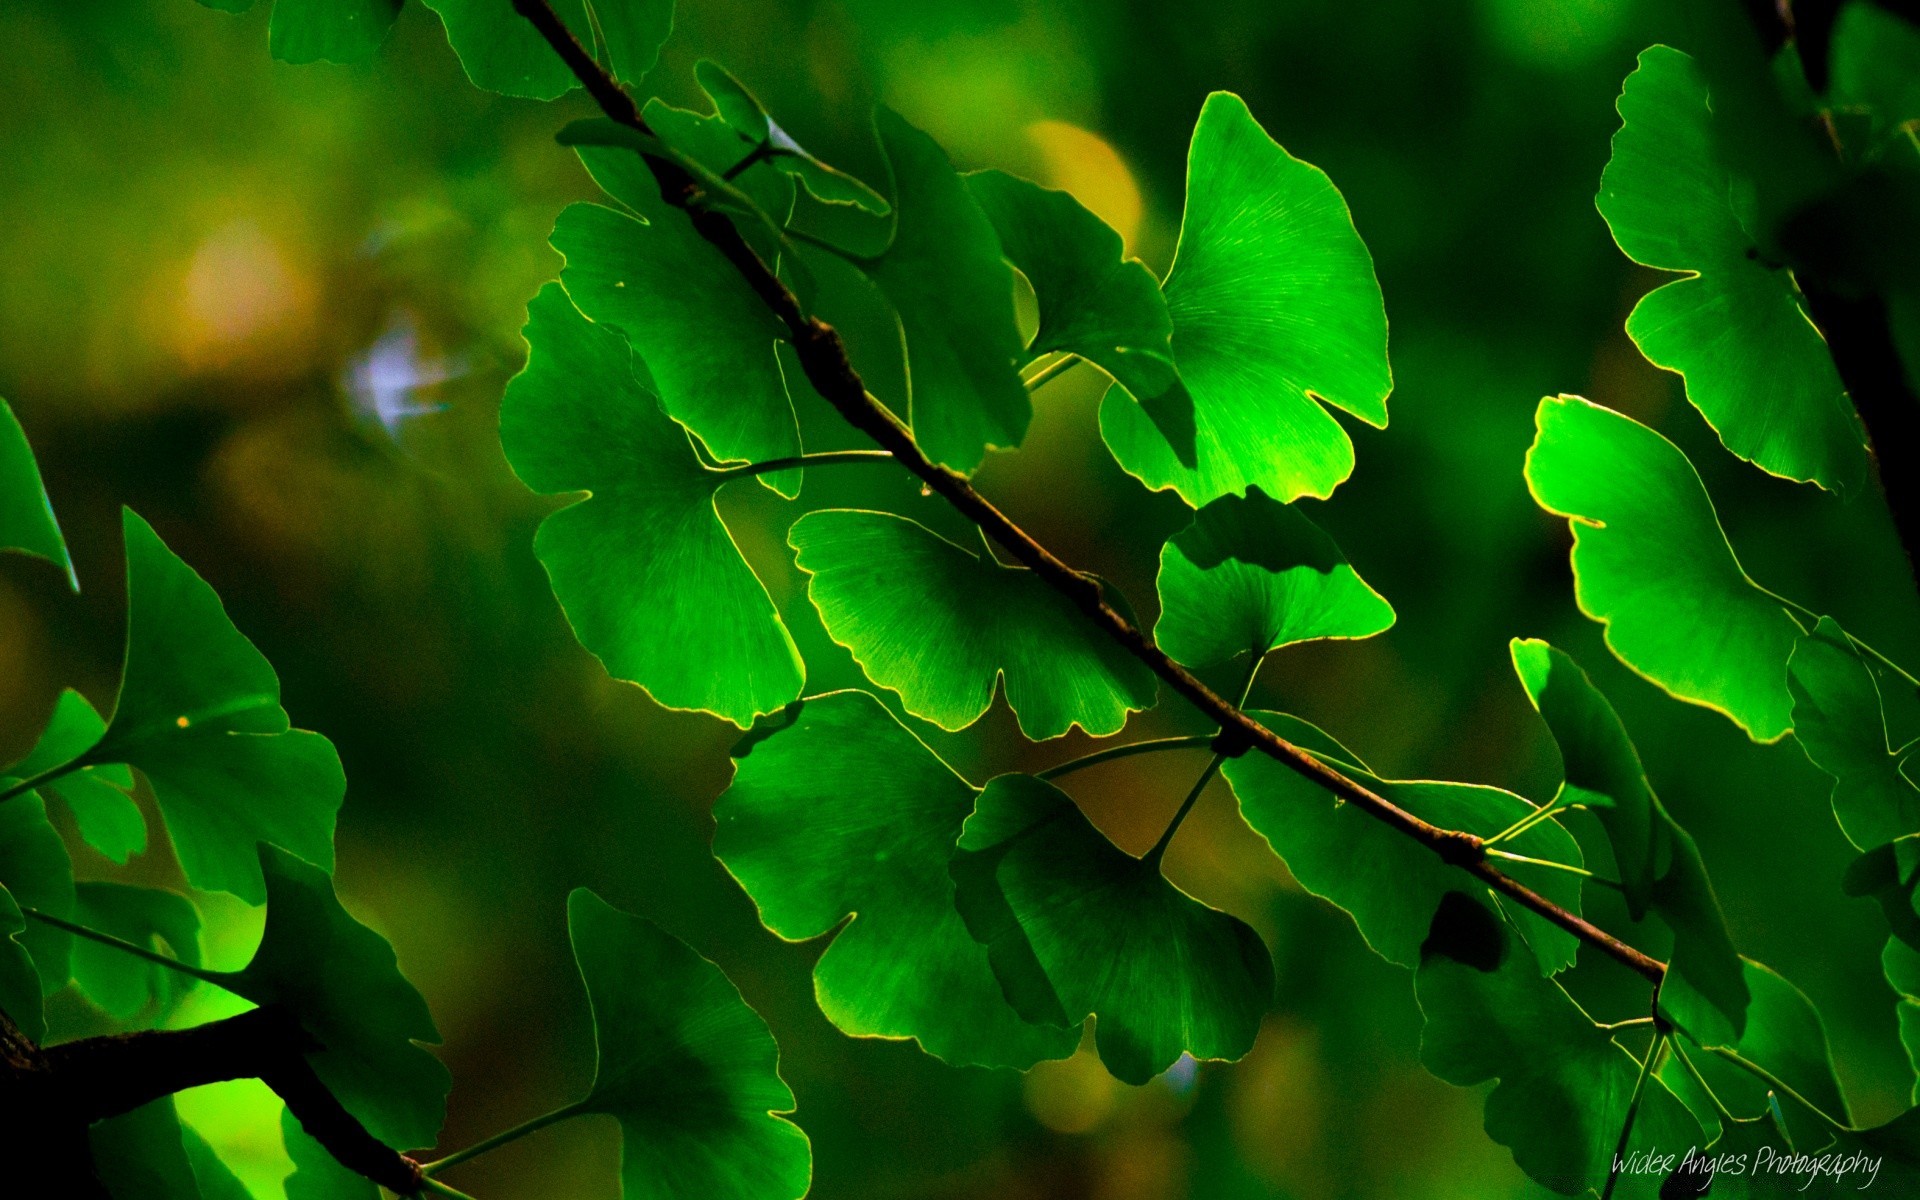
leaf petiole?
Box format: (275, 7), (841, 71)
(1601, 1030), (1666, 1200)
(711, 449), (896, 483)
(1484, 847), (1622, 891)
(0, 757), (85, 805)
(1705, 1045), (1848, 1130)
(1669, 1037), (1735, 1123)
(418, 1101), (589, 1175)
(1037, 734), (1216, 782)
(1481, 800), (1567, 848)
(20, 906), (225, 987)
(1022, 354), (1082, 392)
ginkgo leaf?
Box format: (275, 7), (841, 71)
(1599, 46), (1863, 493)
(1886, 938), (1920, 1105)
(695, 60), (889, 213)
(951, 773), (1273, 1085)
(0, 794), (72, 997)
(422, 0), (673, 101)
(214, 845), (448, 1152)
(1221, 710), (1584, 975)
(266, 0), (400, 64)
(0, 396), (73, 586)
(500, 283), (802, 728)
(0, 886), (43, 1042)
(1831, 4), (1920, 143)
(1155, 488), (1393, 669)
(283, 1107), (376, 1200)
(1844, 835), (1920, 954)
(1525, 395), (1801, 742)
(1416, 895), (1702, 1198)
(789, 510), (1156, 740)
(712, 691), (1075, 1069)
(78, 510), (343, 903)
(1679, 960), (1849, 1149)
(568, 888), (812, 1200)
(964, 169), (1194, 465)
(866, 108), (1030, 474)
(92, 1097), (251, 1200)
(1099, 91), (1390, 506)
(553, 202), (806, 496)
(1511, 639), (1748, 1042)
(1789, 616), (1920, 850)
(4, 689), (142, 863)
(71, 882), (200, 1024)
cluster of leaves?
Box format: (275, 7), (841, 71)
(53, 0), (1920, 1197)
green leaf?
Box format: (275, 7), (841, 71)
(71, 882), (200, 1023)
(266, 0), (400, 65)
(214, 845), (448, 1152)
(1831, 4), (1920, 142)
(1598, 45), (1864, 492)
(0, 794), (72, 998)
(423, 0), (674, 102)
(866, 108), (1029, 474)
(1221, 711), (1584, 975)
(964, 169), (1194, 465)
(553, 202), (806, 496)
(0, 396), (73, 586)
(1702, 961), (1849, 1135)
(1510, 639), (1748, 1042)
(282, 1108), (375, 1200)
(1844, 834), (1920, 954)
(789, 510), (1156, 739)
(1525, 395), (1801, 742)
(93, 1098), (252, 1200)
(1789, 616), (1920, 850)
(1098, 91), (1390, 506)
(4, 689), (142, 863)
(694, 61), (888, 214)
(500, 282), (802, 728)
(952, 773), (1273, 1085)
(568, 887), (812, 1200)
(83, 510), (343, 903)
(0, 886), (43, 1042)
(1155, 488), (1393, 670)
(1886, 938), (1920, 1106)
(712, 691), (1074, 1069)
(1416, 895), (1702, 1198)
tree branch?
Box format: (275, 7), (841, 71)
(508, 0), (1667, 986)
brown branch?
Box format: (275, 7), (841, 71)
(21, 1006), (422, 1194)
(508, 0), (1668, 986)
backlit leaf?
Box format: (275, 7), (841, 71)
(0, 886), (42, 1042)
(1599, 45), (1864, 492)
(1525, 395), (1801, 742)
(568, 887), (812, 1200)
(4, 690), (141, 863)
(283, 1107), (376, 1200)
(0, 795), (72, 998)
(1099, 92), (1390, 505)
(71, 882), (200, 1024)
(789, 510), (1157, 739)
(0, 396), (73, 586)
(92, 1097), (251, 1200)
(712, 691), (1075, 1069)
(952, 773), (1273, 1084)
(500, 282), (802, 727)
(1789, 615), (1920, 850)
(695, 60), (888, 213)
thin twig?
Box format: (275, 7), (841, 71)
(509, 0), (1668, 986)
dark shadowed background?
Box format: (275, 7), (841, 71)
(2, 1), (1916, 1196)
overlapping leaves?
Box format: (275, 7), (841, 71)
(1789, 616), (1920, 851)
(1599, 45), (1864, 492)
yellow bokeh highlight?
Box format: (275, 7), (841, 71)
(1025, 120), (1144, 251)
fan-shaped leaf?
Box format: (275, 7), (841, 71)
(215, 845), (448, 1152)
(1155, 488), (1393, 670)
(951, 774), (1273, 1084)
(500, 283), (802, 727)
(712, 690), (1073, 1069)
(553, 202), (805, 496)
(1789, 616), (1920, 850)
(92, 1097), (251, 1200)
(80, 510), (343, 902)
(71, 882), (200, 1024)
(866, 108), (1029, 474)
(789, 510), (1156, 739)
(568, 887), (812, 1200)
(1099, 92), (1390, 506)
(0, 396), (72, 586)
(1511, 639), (1747, 1042)
(422, 0), (673, 101)
(4, 690), (141, 863)
(1417, 896), (1702, 1198)
(1525, 395), (1801, 742)
(1221, 710), (1583, 975)
(965, 169), (1193, 464)
(1599, 46), (1864, 492)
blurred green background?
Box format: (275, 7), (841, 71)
(3, 1), (1918, 1196)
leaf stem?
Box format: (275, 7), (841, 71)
(0, 757), (85, 805)
(1705, 1046), (1847, 1130)
(419, 1101), (588, 1175)
(1481, 799), (1567, 848)
(1763, 588), (1920, 691)
(1484, 847), (1621, 891)
(1037, 735), (1216, 782)
(1022, 354), (1081, 392)
(1602, 1030), (1667, 1200)
(1144, 753), (1224, 869)
(420, 1178), (482, 1200)
(711, 449), (897, 482)
(20, 906), (225, 987)
(1669, 1038), (1735, 1123)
